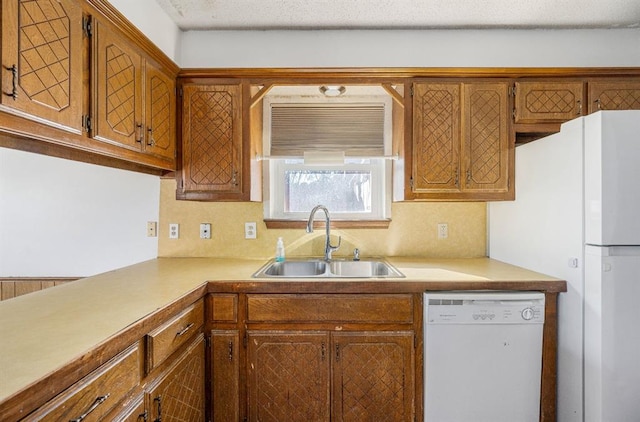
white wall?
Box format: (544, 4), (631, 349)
(181, 28), (640, 67)
(0, 148), (160, 277)
(107, 0), (181, 62)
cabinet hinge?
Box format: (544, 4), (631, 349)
(409, 176), (414, 190)
(178, 88), (183, 97)
(509, 83), (516, 97)
(205, 335), (211, 348)
(82, 115), (92, 132)
(410, 85), (414, 97)
(82, 16), (92, 37)
(414, 333), (417, 349)
(243, 332), (248, 348)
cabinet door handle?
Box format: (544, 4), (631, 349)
(228, 340), (234, 362)
(154, 396), (162, 422)
(595, 98), (602, 110)
(335, 343), (340, 362)
(321, 342), (326, 360)
(68, 394), (110, 422)
(231, 170), (238, 186)
(3, 64), (18, 100)
(138, 409), (148, 422)
(136, 124), (143, 143)
(147, 127), (155, 146)
(176, 322), (194, 338)
(577, 100), (583, 115)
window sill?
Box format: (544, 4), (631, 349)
(264, 219), (391, 229)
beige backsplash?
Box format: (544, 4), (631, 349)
(158, 179), (487, 259)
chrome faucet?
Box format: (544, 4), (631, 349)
(306, 205), (341, 261)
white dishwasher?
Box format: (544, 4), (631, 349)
(424, 292), (545, 422)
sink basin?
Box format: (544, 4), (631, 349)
(252, 258), (404, 278)
(259, 260), (327, 277)
(329, 260), (404, 278)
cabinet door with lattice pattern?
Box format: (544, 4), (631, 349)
(412, 83), (461, 193)
(144, 61), (175, 161)
(462, 83), (512, 194)
(514, 81), (584, 123)
(92, 18), (143, 150)
(1, 0), (84, 133)
(180, 83), (243, 198)
(588, 79), (640, 113)
(331, 332), (414, 422)
(247, 331), (330, 422)
(147, 333), (206, 422)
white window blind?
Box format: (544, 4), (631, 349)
(269, 104), (385, 157)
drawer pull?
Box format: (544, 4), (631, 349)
(69, 394), (110, 422)
(154, 396), (162, 422)
(176, 322), (194, 338)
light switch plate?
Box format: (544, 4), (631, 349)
(147, 221), (157, 237)
(200, 223), (211, 239)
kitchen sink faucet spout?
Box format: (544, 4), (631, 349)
(306, 205), (341, 261)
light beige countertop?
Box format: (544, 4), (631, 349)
(0, 256), (565, 407)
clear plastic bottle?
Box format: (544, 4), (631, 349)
(275, 237), (285, 262)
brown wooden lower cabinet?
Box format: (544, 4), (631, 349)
(211, 330), (240, 422)
(146, 333), (206, 421)
(243, 330), (415, 422)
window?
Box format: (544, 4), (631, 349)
(262, 86), (393, 222)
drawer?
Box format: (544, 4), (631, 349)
(146, 299), (204, 372)
(25, 343), (141, 421)
(208, 293), (238, 322)
(247, 294), (414, 323)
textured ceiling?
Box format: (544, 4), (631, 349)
(154, 0), (640, 30)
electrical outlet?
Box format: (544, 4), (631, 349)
(169, 223), (179, 239)
(147, 221), (157, 237)
(437, 223), (448, 239)
(245, 222), (257, 239)
(200, 223), (211, 239)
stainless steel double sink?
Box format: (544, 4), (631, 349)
(252, 258), (404, 278)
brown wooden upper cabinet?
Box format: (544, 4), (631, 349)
(92, 18), (175, 162)
(513, 80), (585, 124)
(177, 82), (245, 200)
(1, 0), (84, 134)
(588, 78), (640, 113)
(411, 81), (513, 200)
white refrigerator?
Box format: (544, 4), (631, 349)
(488, 110), (640, 422)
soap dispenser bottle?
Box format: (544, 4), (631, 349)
(275, 237), (285, 262)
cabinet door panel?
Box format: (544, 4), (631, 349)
(1, 0), (84, 133)
(247, 331), (330, 422)
(463, 83), (511, 193)
(412, 83), (461, 192)
(92, 19), (143, 150)
(514, 81), (584, 123)
(588, 79), (640, 112)
(147, 334), (206, 422)
(211, 330), (240, 422)
(180, 83), (243, 195)
(145, 62), (175, 160)
(332, 332), (414, 422)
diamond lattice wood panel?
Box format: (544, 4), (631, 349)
(337, 341), (407, 422)
(151, 337), (205, 421)
(105, 44), (136, 136)
(468, 89), (502, 184)
(189, 90), (235, 185)
(149, 75), (171, 148)
(525, 89), (575, 113)
(596, 88), (640, 110)
(249, 333), (330, 422)
(413, 84), (460, 191)
(18, 0), (70, 110)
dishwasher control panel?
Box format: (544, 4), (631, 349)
(425, 292), (545, 324)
